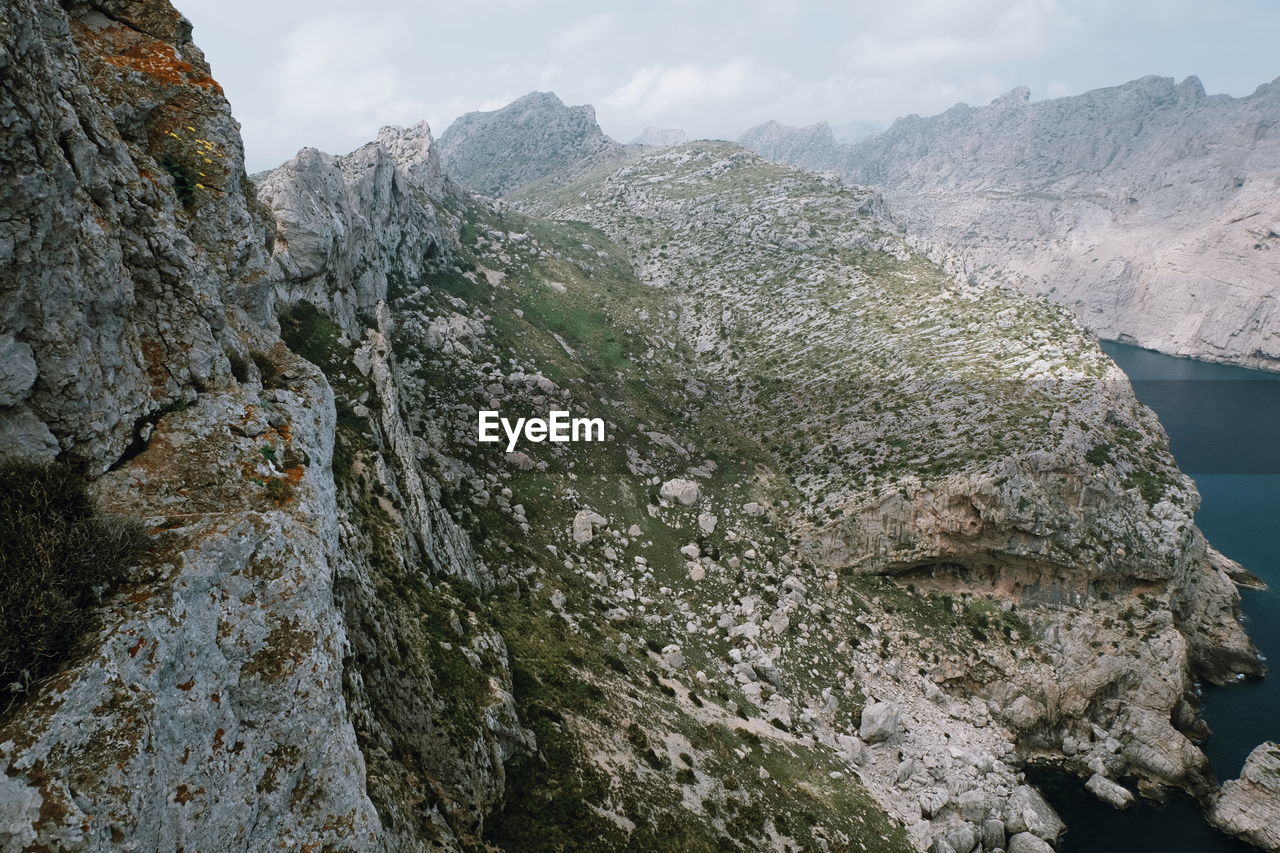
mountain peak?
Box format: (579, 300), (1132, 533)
(438, 92), (622, 196)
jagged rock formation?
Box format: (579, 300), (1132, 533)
(630, 127), (689, 148)
(1210, 741), (1280, 851)
(0, 11), (1267, 853)
(741, 76), (1280, 371)
(438, 91), (629, 197)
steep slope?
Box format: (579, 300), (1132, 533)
(0, 7), (1267, 853)
(0, 0), (382, 847)
(508, 141), (1262, 847)
(438, 91), (630, 197)
(0, 2), (518, 850)
(741, 76), (1280, 372)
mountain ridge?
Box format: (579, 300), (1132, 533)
(740, 74), (1280, 372)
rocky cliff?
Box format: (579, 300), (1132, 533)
(0, 12), (1268, 853)
(1, 1), (514, 849)
(741, 76), (1280, 372)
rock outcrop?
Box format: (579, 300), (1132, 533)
(1209, 742), (1280, 851)
(741, 76), (1280, 371)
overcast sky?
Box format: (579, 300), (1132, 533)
(176, 0), (1280, 172)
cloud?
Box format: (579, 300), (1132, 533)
(269, 16), (427, 134)
(554, 13), (617, 52)
(604, 60), (779, 119)
(177, 0), (1274, 171)
(842, 0), (1071, 74)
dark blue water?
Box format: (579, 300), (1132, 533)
(1032, 342), (1280, 853)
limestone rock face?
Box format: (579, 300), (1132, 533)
(742, 76), (1280, 371)
(438, 91), (628, 197)
(0, 3), (519, 850)
(1209, 742), (1280, 851)
(0, 0), (275, 469)
(0, 338), (383, 848)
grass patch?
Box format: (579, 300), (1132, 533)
(0, 461), (147, 694)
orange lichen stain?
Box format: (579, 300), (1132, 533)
(210, 692), (221, 704)
(140, 339), (170, 389)
(283, 465), (304, 485)
(213, 728), (225, 751)
(126, 637), (147, 657)
(100, 41), (221, 91)
(176, 679), (195, 691)
(127, 589), (154, 605)
(180, 746), (190, 764)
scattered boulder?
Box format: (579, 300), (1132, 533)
(981, 818), (1006, 850)
(505, 450), (536, 470)
(1005, 785), (1065, 842)
(1008, 831), (1055, 853)
(1086, 774), (1135, 810)
(572, 509), (606, 543)
(919, 787), (949, 819)
(660, 478), (700, 505)
(858, 701), (901, 744)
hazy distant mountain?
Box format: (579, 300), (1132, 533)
(630, 126), (688, 147)
(438, 91), (627, 196)
(742, 76), (1280, 371)
(829, 120), (883, 144)
(739, 120), (844, 173)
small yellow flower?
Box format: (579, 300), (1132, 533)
(203, 157), (212, 164)
(194, 183), (205, 190)
(186, 126), (196, 132)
